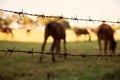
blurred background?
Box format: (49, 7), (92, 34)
(0, 0), (120, 43)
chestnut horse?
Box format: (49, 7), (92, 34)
(40, 21), (67, 62)
(73, 27), (91, 42)
(97, 23), (117, 54)
(0, 26), (14, 40)
(26, 29), (31, 36)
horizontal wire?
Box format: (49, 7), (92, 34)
(0, 48), (120, 57)
(0, 9), (120, 24)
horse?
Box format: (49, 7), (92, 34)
(26, 29), (31, 36)
(0, 26), (14, 40)
(97, 23), (117, 54)
(73, 27), (91, 42)
(39, 21), (67, 62)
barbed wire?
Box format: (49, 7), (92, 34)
(0, 9), (120, 24)
(0, 47), (120, 58)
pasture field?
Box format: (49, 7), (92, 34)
(0, 40), (120, 80)
(0, 29), (120, 80)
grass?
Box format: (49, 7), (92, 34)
(0, 29), (120, 80)
(0, 40), (120, 80)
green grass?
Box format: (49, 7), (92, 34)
(0, 40), (120, 80)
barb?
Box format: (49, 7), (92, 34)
(27, 48), (34, 57)
(4, 47), (15, 55)
(18, 9), (24, 19)
(0, 9), (120, 24)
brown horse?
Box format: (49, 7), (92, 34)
(0, 26), (14, 40)
(40, 21), (67, 62)
(97, 23), (117, 54)
(73, 27), (91, 42)
(26, 29), (31, 36)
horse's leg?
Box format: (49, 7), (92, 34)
(8, 31), (14, 41)
(104, 40), (108, 55)
(51, 39), (61, 62)
(109, 41), (116, 55)
(39, 33), (49, 62)
(88, 33), (91, 42)
(85, 34), (87, 42)
(10, 32), (14, 41)
(109, 42), (112, 54)
(50, 40), (55, 53)
(5, 29), (10, 40)
(104, 40), (109, 60)
(63, 38), (67, 53)
(75, 35), (79, 42)
(41, 30), (50, 52)
(63, 38), (67, 58)
(5, 33), (8, 40)
(98, 37), (102, 54)
(41, 39), (47, 52)
(51, 40), (57, 63)
(56, 40), (61, 57)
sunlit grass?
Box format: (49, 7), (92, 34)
(0, 29), (120, 43)
(0, 29), (99, 43)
